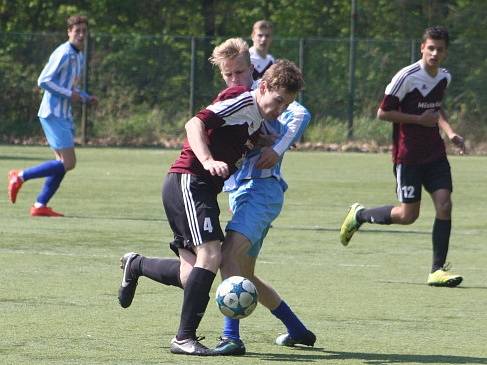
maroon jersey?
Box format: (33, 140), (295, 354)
(169, 86), (263, 192)
(380, 61), (451, 165)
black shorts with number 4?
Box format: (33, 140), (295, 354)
(162, 173), (224, 254)
(393, 157), (453, 204)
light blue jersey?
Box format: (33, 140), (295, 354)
(38, 41), (84, 120)
(224, 100), (311, 193)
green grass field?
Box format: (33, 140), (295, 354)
(1, 145), (486, 365)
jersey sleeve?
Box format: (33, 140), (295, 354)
(272, 101), (311, 156)
(37, 47), (73, 98)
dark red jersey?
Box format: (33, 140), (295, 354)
(169, 86), (263, 192)
(379, 61), (451, 165)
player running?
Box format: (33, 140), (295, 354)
(340, 26), (465, 287)
(8, 15), (97, 216)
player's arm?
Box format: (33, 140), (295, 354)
(377, 95), (438, 128)
(38, 52), (75, 100)
(185, 117), (229, 177)
(256, 101), (311, 169)
(438, 109), (465, 154)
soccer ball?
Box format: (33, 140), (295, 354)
(215, 276), (258, 319)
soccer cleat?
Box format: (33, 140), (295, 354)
(30, 206), (64, 217)
(340, 203), (364, 246)
(8, 170), (24, 204)
(275, 329), (316, 347)
(427, 266), (463, 287)
(170, 337), (211, 356)
(118, 252), (140, 308)
(211, 337), (246, 356)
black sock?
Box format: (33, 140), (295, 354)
(176, 267), (215, 340)
(137, 257), (183, 288)
(432, 218), (451, 272)
(356, 205), (393, 224)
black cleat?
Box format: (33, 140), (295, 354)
(118, 252), (140, 308)
(211, 337), (246, 356)
(170, 337), (211, 356)
(275, 329), (316, 347)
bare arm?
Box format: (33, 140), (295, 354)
(185, 117), (230, 177)
(438, 109), (466, 154)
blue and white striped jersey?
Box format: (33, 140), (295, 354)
(38, 41), (84, 120)
(224, 100), (311, 192)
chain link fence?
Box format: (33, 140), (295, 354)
(1, 32), (486, 145)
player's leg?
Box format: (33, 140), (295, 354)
(117, 249), (187, 309)
(14, 117), (74, 216)
(171, 240), (220, 356)
(340, 163), (421, 245)
(165, 173), (222, 355)
(424, 158), (462, 287)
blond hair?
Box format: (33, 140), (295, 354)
(262, 59), (304, 94)
(209, 38), (251, 68)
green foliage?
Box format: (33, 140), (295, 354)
(1, 0), (487, 145)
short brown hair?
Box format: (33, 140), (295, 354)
(422, 26), (449, 47)
(209, 38), (251, 68)
(252, 20), (272, 35)
(67, 15), (88, 30)
(261, 59), (304, 94)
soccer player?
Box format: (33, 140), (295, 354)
(340, 26), (465, 287)
(118, 56), (304, 356)
(7, 15), (97, 216)
(211, 38), (315, 355)
(250, 20), (275, 80)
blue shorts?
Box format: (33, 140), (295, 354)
(226, 178), (284, 257)
(39, 116), (75, 150)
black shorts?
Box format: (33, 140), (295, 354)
(162, 173), (224, 254)
(393, 157), (452, 203)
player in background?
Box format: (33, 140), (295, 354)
(211, 38), (315, 355)
(340, 26), (465, 287)
(8, 15), (97, 216)
(250, 20), (275, 80)
(118, 57), (303, 356)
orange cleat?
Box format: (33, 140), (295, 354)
(8, 170), (24, 204)
(30, 206), (64, 217)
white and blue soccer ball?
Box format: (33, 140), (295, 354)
(215, 276), (258, 319)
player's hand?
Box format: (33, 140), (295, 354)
(255, 147), (279, 169)
(202, 159), (229, 178)
(418, 109), (439, 127)
(88, 95), (98, 106)
(450, 134), (466, 155)
(71, 90), (81, 103)
(254, 132), (278, 148)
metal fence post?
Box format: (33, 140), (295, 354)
(189, 36), (196, 117)
(80, 34), (89, 145)
(347, 0), (357, 140)
(298, 37), (304, 105)
(410, 39), (417, 64)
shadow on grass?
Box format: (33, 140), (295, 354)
(246, 348), (487, 364)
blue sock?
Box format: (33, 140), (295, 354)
(222, 316), (240, 340)
(271, 301), (307, 339)
(22, 160), (65, 181)
(36, 172), (66, 205)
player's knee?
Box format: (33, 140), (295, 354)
(397, 211), (419, 224)
(437, 199), (452, 216)
(64, 160), (76, 171)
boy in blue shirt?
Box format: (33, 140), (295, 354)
(8, 15), (97, 216)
